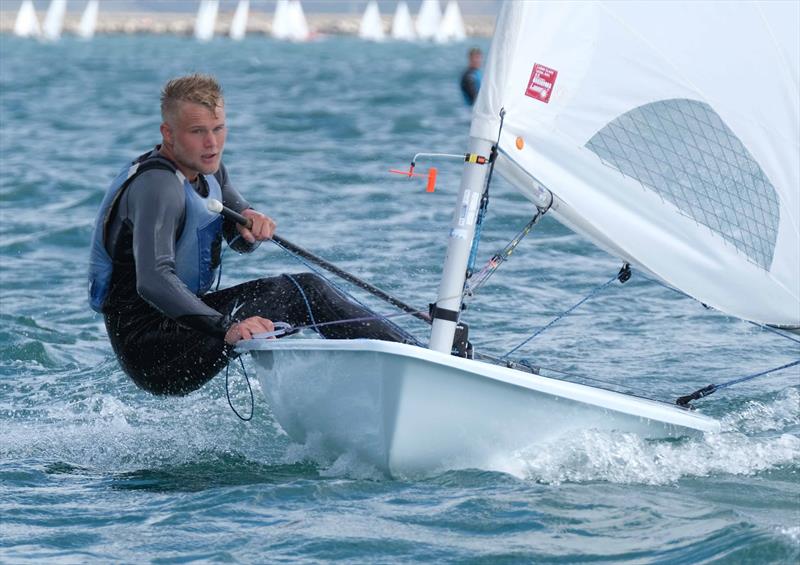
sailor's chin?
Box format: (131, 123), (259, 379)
(198, 159), (220, 174)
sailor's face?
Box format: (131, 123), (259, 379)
(162, 101), (226, 180)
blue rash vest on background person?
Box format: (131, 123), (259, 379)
(460, 67), (481, 105)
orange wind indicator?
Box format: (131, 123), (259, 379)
(388, 151), (486, 193)
(425, 168), (437, 192)
(388, 166), (439, 192)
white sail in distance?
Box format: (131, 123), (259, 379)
(77, 0), (99, 40)
(229, 0), (249, 41)
(42, 0), (67, 41)
(286, 0), (310, 41)
(415, 0), (441, 41)
(14, 0), (41, 37)
(359, 0), (385, 42)
(472, 1), (800, 329)
(272, 0), (290, 39)
(435, 0), (466, 43)
(391, 1), (415, 41)
(194, 0), (218, 42)
(274, 0), (309, 41)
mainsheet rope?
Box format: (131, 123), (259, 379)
(217, 234), (424, 420)
(271, 239), (422, 345)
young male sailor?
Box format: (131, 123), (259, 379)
(89, 74), (406, 395)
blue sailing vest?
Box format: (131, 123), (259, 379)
(88, 153), (224, 312)
(461, 68), (482, 105)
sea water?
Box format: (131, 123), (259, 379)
(1, 34), (798, 563)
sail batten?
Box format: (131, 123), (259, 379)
(473, 1), (800, 327)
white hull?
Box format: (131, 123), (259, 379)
(238, 339), (720, 476)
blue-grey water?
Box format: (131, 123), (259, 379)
(1, 33), (798, 563)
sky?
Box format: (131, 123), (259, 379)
(1, 0), (502, 16)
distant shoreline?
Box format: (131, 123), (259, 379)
(0, 11), (495, 37)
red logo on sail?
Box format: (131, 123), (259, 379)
(525, 64), (558, 103)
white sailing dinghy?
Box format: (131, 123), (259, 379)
(229, 0), (249, 41)
(76, 0), (98, 40)
(194, 0), (219, 42)
(434, 0), (465, 44)
(414, 0), (441, 41)
(273, 0), (309, 42)
(390, 1), (415, 41)
(13, 0), (41, 38)
(359, 0), (385, 42)
(238, 1), (799, 476)
(287, 0), (310, 42)
(271, 0), (290, 40)
(42, 0), (66, 41)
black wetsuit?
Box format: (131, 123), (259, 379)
(101, 149), (408, 395)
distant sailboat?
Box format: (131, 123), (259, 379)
(391, 1), (415, 41)
(42, 0), (67, 41)
(272, 0), (290, 40)
(194, 0), (219, 42)
(77, 0), (99, 40)
(13, 0), (41, 38)
(415, 0), (441, 41)
(286, 0), (310, 42)
(273, 0), (308, 41)
(229, 0), (249, 41)
(435, 0), (466, 43)
(359, 0), (384, 42)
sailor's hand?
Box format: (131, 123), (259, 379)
(239, 209), (276, 243)
(225, 316), (274, 345)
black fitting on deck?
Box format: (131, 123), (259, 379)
(453, 322), (473, 359)
(676, 384), (717, 408)
(617, 263), (632, 284)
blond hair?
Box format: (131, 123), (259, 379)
(160, 74), (224, 122)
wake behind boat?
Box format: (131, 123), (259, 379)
(237, 1), (798, 476)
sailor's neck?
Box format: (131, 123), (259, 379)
(155, 145), (200, 182)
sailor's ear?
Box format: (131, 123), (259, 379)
(160, 122), (172, 144)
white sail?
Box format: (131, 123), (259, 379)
(42, 0), (67, 41)
(274, 0), (309, 41)
(194, 0), (218, 42)
(13, 0), (41, 38)
(472, 1), (800, 329)
(77, 0), (98, 40)
(391, 1), (415, 41)
(415, 0), (441, 41)
(435, 0), (465, 43)
(272, 0), (290, 39)
(229, 0), (249, 41)
(286, 0), (310, 42)
(359, 0), (384, 42)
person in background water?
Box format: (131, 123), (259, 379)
(89, 74), (408, 396)
(460, 47), (483, 106)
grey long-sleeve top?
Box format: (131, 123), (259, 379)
(104, 157), (255, 338)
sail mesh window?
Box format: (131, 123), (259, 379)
(585, 99), (779, 269)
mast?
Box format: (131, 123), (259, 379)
(429, 137), (493, 353)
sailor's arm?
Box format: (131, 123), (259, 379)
(216, 163), (276, 250)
